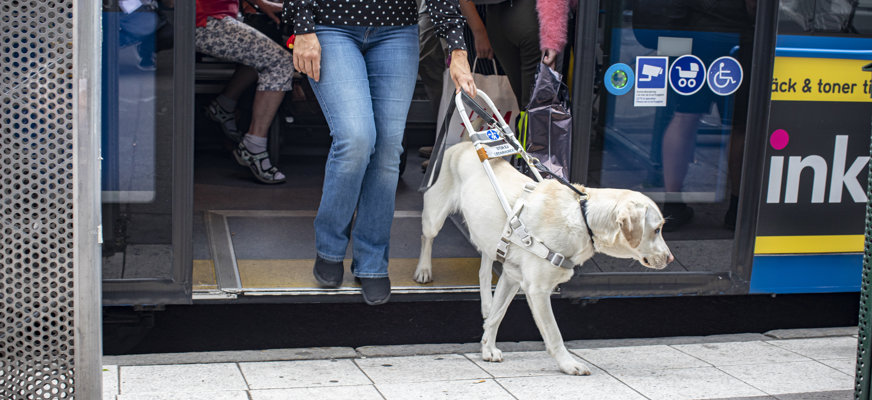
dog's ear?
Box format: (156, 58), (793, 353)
(618, 202), (644, 248)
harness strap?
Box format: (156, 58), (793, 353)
(494, 185), (576, 270)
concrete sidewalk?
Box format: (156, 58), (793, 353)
(102, 327), (858, 400)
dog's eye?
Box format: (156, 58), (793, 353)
(654, 227), (661, 234)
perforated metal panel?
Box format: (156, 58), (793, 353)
(1, 0), (81, 398)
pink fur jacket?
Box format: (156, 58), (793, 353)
(537, 0), (575, 51)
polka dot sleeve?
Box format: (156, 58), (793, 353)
(285, 0), (316, 35)
(425, 0), (467, 52)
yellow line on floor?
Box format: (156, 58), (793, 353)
(192, 259), (218, 290)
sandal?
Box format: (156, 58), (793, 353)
(206, 99), (243, 143)
(233, 142), (287, 184)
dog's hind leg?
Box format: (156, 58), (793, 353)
(414, 186), (455, 284)
(481, 275), (519, 363)
(523, 285), (591, 376)
(478, 255), (495, 319)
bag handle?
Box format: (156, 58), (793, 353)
(471, 58), (499, 74)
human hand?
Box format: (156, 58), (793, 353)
(473, 31), (494, 60)
(542, 48), (559, 69)
(254, 0), (283, 24)
(294, 33), (321, 81)
(449, 49), (476, 96)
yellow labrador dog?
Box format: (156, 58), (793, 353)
(414, 141), (673, 375)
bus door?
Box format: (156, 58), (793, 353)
(101, 0), (195, 306)
(561, 0), (763, 297)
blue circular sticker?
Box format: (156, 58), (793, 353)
(669, 55), (706, 96)
(604, 63), (634, 95)
(486, 129), (500, 140)
(707, 56), (743, 96)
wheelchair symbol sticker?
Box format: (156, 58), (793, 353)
(669, 55), (706, 96)
(707, 56), (742, 96)
(486, 129), (501, 140)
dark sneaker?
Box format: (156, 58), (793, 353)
(662, 203), (694, 232)
(313, 256), (344, 288)
(357, 277), (391, 306)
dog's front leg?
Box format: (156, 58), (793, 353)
(414, 234), (435, 284)
(478, 255), (495, 319)
(481, 275), (519, 363)
(524, 287), (591, 376)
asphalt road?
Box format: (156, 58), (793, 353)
(104, 292), (859, 355)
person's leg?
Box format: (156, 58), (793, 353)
(208, 65), (258, 142)
(418, 13), (447, 116)
(661, 112), (701, 193)
(351, 25), (420, 279)
(486, 0), (540, 110)
(195, 17), (293, 182)
(486, 4), (523, 108)
(660, 112), (701, 231)
(308, 25), (374, 264)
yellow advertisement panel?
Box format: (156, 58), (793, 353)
(771, 57), (872, 102)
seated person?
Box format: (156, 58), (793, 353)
(196, 0), (291, 184)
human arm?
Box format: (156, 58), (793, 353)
(252, 0), (284, 24)
(459, 0), (493, 59)
(285, 1), (321, 81)
(537, 0), (570, 68)
(426, 0), (475, 95)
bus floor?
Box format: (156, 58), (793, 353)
(191, 145), (737, 301)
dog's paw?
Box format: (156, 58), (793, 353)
(482, 347), (503, 362)
(558, 360), (591, 376)
(413, 267), (432, 284)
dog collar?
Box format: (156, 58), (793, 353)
(579, 196), (596, 246)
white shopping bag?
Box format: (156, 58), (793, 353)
(435, 59), (520, 147)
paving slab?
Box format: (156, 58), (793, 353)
(465, 351), (568, 378)
(671, 341), (810, 366)
(356, 341), (545, 357)
(572, 344), (710, 371)
(765, 337), (858, 360)
(238, 359), (371, 390)
(610, 366), (768, 400)
(565, 333), (768, 350)
(102, 365), (118, 400)
(764, 327), (857, 339)
(119, 363), (248, 394)
(117, 391), (250, 400)
(248, 385), (384, 400)
(818, 358), (856, 376)
(103, 347), (357, 366)
(355, 354), (490, 384)
(718, 361), (854, 395)
(376, 379), (514, 400)
(496, 372), (648, 400)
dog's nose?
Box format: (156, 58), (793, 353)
(667, 253), (674, 264)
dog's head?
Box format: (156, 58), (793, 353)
(610, 192), (673, 269)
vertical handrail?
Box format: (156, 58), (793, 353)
(855, 74), (872, 398)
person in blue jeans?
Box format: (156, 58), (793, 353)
(285, 0), (476, 305)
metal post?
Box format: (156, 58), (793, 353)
(74, 0), (104, 398)
(854, 63), (872, 400)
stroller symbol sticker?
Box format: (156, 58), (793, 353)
(669, 55), (706, 96)
(486, 129), (501, 140)
(707, 56), (742, 96)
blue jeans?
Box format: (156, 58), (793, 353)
(310, 24), (419, 278)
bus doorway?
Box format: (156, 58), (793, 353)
(190, 44), (482, 302)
